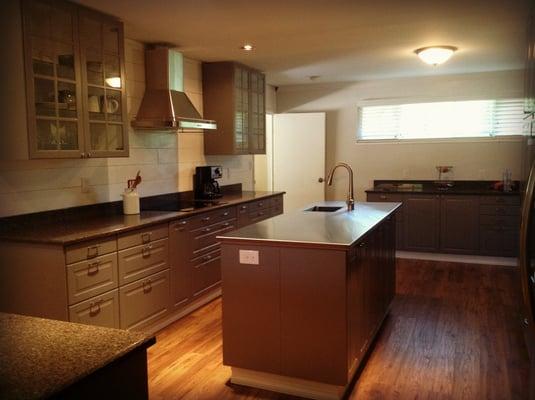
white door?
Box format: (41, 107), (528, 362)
(273, 113), (326, 212)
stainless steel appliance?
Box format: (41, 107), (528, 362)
(194, 166), (223, 200)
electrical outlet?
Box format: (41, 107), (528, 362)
(239, 250), (259, 265)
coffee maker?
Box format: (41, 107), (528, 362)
(194, 166), (223, 199)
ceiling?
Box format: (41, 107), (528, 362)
(74, 0), (529, 86)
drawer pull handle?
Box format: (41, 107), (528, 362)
(241, 205), (247, 210)
(87, 261), (100, 275)
(203, 228), (211, 233)
(179, 220), (187, 225)
(142, 244), (152, 258)
(223, 222), (230, 228)
(143, 279), (152, 293)
(258, 202), (263, 207)
(203, 255), (212, 262)
(530, 274), (535, 284)
(87, 246), (99, 259)
(380, 195), (387, 200)
(359, 242), (365, 247)
(141, 232), (152, 244)
(222, 211), (229, 217)
(89, 300), (102, 316)
(202, 217), (211, 222)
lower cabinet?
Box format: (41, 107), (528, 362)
(439, 195), (479, 254)
(119, 269), (170, 330)
(404, 195), (440, 252)
(367, 192), (520, 256)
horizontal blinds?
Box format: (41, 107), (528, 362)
(357, 99), (524, 140)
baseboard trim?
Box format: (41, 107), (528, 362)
(230, 367), (345, 400)
(396, 251), (517, 267)
(138, 288), (222, 335)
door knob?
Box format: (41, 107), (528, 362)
(318, 177), (324, 183)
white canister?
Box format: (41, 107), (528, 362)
(122, 188), (140, 215)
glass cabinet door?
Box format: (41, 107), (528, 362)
(249, 71), (266, 154)
(234, 66), (249, 154)
(79, 11), (128, 157)
(23, 0), (84, 158)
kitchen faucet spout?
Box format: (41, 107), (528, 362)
(326, 162), (355, 211)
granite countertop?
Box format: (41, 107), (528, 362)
(218, 201), (401, 249)
(0, 312), (155, 400)
(0, 191), (283, 245)
(365, 180), (521, 196)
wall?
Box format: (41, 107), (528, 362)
(0, 1), (253, 217)
(276, 70), (525, 201)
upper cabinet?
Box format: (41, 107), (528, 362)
(202, 62), (266, 155)
(22, 0), (128, 159)
(526, 6), (535, 116)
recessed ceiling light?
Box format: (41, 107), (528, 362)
(414, 46), (458, 66)
(241, 44), (254, 51)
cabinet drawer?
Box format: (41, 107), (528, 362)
(479, 195), (520, 206)
(119, 269), (170, 331)
(69, 289), (120, 329)
(65, 237), (117, 265)
(270, 195), (283, 207)
(66, 253), (118, 305)
(191, 219), (236, 251)
(192, 250), (221, 297)
(118, 223), (168, 250)
(118, 238), (168, 285)
(479, 215), (520, 228)
(237, 199), (270, 216)
(189, 207), (237, 231)
(479, 205), (520, 216)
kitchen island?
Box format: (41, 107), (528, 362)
(218, 201), (401, 400)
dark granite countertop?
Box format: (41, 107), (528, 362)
(0, 191), (284, 245)
(365, 180), (521, 196)
(0, 312), (155, 400)
(218, 201), (401, 249)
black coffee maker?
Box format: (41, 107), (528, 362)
(194, 166), (223, 199)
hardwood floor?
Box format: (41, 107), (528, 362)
(147, 259), (530, 399)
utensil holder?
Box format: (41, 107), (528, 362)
(122, 189), (140, 215)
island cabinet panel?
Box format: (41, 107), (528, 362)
(347, 245), (366, 376)
(439, 195), (479, 254)
(366, 193), (405, 250)
(221, 244), (281, 374)
(280, 248), (348, 386)
(404, 195), (440, 252)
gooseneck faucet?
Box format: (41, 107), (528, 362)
(326, 162), (355, 211)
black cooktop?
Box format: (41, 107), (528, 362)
(142, 199), (227, 213)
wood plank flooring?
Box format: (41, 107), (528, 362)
(147, 259), (530, 399)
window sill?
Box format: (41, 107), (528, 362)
(355, 135), (525, 145)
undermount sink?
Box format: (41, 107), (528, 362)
(305, 206), (343, 212)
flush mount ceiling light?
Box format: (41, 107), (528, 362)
(241, 44), (254, 51)
(414, 46), (458, 66)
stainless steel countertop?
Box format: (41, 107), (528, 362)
(218, 201), (401, 249)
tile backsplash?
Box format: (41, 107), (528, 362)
(0, 38), (253, 217)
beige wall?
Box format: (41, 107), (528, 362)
(0, 1), (253, 217)
(276, 70), (525, 201)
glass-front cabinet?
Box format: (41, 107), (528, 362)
(22, 0), (128, 159)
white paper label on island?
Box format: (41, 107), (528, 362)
(239, 250), (259, 265)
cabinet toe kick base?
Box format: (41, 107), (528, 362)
(230, 367), (345, 400)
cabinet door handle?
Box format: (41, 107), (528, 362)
(80, 152), (86, 158)
(141, 232), (152, 244)
(89, 300), (102, 316)
(87, 246), (99, 259)
(142, 244), (152, 257)
(142, 279), (152, 293)
(87, 261), (100, 275)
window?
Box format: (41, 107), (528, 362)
(357, 99), (524, 141)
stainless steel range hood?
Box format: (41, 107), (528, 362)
(132, 46), (216, 131)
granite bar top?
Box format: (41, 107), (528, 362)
(0, 312), (155, 400)
(218, 201), (401, 249)
(365, 180), (521, 196)
(0, 191), (284, 245)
